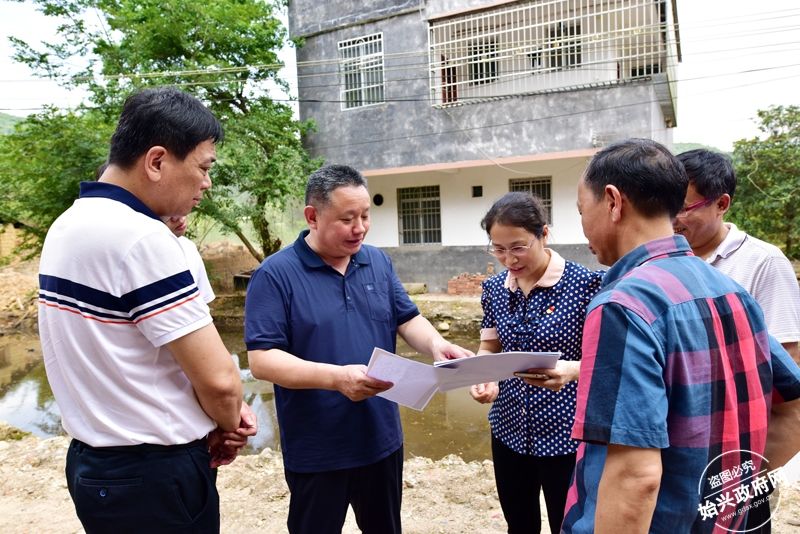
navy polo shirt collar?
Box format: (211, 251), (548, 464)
(293, 229), (371, 269)
(79, 181), (162, 222)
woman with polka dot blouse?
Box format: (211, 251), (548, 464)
(470, 192), (604, 534)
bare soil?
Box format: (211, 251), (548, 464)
(0, 257), (512, 533)
(6, 257), (800, 533)
(5, 424), (800, 534)
(0, 257), (40, 333)
(0, 423), (514, 534)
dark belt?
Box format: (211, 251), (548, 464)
(74, 437), (206, 453)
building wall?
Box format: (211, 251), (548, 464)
(289, 0), (422, 38)
(383, 243), (603, 293)
(290, 0), (671, 290)
(364, 155), (591, 247)
(294, 7), (671, 174)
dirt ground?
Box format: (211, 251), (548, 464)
(7, 257), (800, 533)
(0, 423), (514, 534)
(0, 256), (39, 333)
(5, 424), (800, 534)
(0, 257), (514, 533)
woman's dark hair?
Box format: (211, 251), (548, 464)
(108, 88), (224, 169)
(481, 191), (547, 238)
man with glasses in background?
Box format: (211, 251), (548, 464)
(673, 149), (800, 366)
(673, 149), (800, 533)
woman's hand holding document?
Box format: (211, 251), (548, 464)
(514, 360), (582, 392)
(365, 348), (560, 410)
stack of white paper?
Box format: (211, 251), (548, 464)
(365, 348), (560, 411)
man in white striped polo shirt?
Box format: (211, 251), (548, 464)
(673, 149), (800, 365)
(673, 148), (800, 533)
(38, 88), (256, 534)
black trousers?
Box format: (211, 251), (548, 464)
(744, 483), (774, 534)
(283, 445), (403, 534)
(66, 438), (219, 534)
(492, 433), (576, 534)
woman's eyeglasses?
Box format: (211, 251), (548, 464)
(486, 239), (536, 257)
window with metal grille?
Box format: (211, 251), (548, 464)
(469, 41), (499, 85)
(338, 33), (385, 110)
(398, 186), (441, 245)
(428, 0), (677, 108)
(544, 23), (581, 71)
(509, 177), (552, 224)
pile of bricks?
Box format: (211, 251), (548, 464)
(447, 271), (489, 297)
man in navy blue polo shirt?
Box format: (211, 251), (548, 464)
(245, 165), (472, 534)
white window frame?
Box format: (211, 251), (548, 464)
(397, 186), (442, 245)
(338, 33), (386, 111)
(428, 0), (675, 108)
(468, 40), (499, 86)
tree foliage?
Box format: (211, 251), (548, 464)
(5, 0), (320, 260)
(0, 107), (113, 257)
(727, 105), (800, 258)
(0, 112), (24, 136)
(0, 107), (113, 255)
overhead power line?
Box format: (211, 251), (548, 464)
(2, 57), (799, 113)
(1, 12), (800, 85)
(297, 71), (800, 153)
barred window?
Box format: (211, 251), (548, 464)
(429, 0), (674, 108)
(398, 186), (441, 245)
(469, 41), (499, 85)
(543, 23), (582, 71)
(338, 33), (385, 110)
(509, 177), (552, 224)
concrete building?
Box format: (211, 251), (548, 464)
(289, 0), (680, 291)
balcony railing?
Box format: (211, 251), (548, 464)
(428, 0), (679, 116)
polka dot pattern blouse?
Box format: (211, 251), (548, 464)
(482, 259), (604, 457)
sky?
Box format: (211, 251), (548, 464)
(0, 0), (798, 152)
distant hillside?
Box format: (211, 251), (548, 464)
(674, 142), (732, 156)
(0, 112), (24, 136)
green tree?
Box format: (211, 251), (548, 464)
(0, 112), (23, 135)
(0, 107), (113, 257)
(728, 105), (800, 258)
(673, 142), (730, 156)
(7, 0), (320, 261)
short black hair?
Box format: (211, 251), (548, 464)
(676, 149), (736, 202)
(95, 161), (108, 180)
(305, 165), (368, 209)
(584, 138), (688, 219)
(108, 88), (224, 169)
(481, 192), (547, 238)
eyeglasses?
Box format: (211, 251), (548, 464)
(674, 197), (718, 218)
(486, 239), (536, 257)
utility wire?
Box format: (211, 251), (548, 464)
(299, 71), (800, 153)
(2, 13), (800, 84)
(2, 59), (799, 112)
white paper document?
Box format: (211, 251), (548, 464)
(366, 349), (457, 411)
(365, 348), (560, 411)
(434, 350), (561, 392)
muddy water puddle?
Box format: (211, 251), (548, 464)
(0, 333), (491, 462)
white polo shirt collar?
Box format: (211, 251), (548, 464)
(708, 223), (748, 263)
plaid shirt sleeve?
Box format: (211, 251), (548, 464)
(769, 334), (800, 403)
(572, 302), (670, 449)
